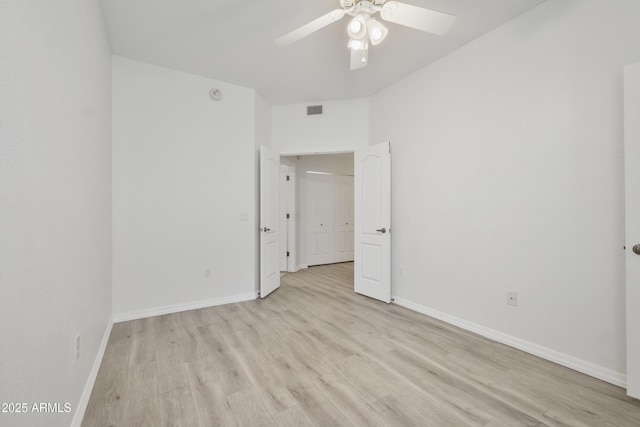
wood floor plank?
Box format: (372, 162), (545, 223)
(285, 383), (353, 427)
(128, 317), (157, 366)
(121, 361), (161, 427)
(269, 404), (315, 426)
(226, 388), (274, 427)
(83, 262), (640, 426)
(158, 385), (200, 427)
(314, 372), (391, 427)
(185, 360), (238, 427)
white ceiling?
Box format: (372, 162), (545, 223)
(100, 0), (545, 106)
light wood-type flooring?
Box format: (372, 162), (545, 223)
(83, 262), (640, 426)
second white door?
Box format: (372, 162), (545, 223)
(260, 146), (280, 298)
(354, 142), (391, 303)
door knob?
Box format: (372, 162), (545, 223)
(633, 244), (640, 255)
(376, 227), (387, 234)
(263, 227), (271, 232)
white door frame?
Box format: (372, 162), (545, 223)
(278, 162), (297, 272)
(279, 164), (288, 272)
(286, 165), (296, 272)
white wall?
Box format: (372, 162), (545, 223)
(0, 1), (112, 426)
(112, 56), (257, 318)
(370, 0), (640, 382)
(255, 92), (272, 149)
(273, 98), (370, 154)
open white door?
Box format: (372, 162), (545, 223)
(624, 63), (640, 399)
(260, 146), (280, 298)
(354, 142), (391, 303)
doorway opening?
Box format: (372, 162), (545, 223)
(260, 143), (390, 303)
(278, 153), (355, 273)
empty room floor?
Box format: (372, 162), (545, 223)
(83, 263), (640, 426)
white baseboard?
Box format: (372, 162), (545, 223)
(288, 265), (306, 273)
(392, 296), (627, 388)
(112, 292), (258, 323)
(71, 317), (113, 427)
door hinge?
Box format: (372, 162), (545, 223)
(286, 251), (290, 257)
(286, 175), (290, 181)
(286, 213), (290, 219)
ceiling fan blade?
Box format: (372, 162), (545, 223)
(380, 1), (456, 36)
(276, 9), (346, 46)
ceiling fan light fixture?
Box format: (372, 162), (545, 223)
(366, 18), (388, 45)
(349, 20), (362, 34)
(347, 15), (367, 39)
(348, 38), (365, 50)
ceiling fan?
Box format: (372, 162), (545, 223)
(275, 0), (457, 70)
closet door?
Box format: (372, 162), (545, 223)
(307, 173), (334, 266)
(334, 175), (354, 263)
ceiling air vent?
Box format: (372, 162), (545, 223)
(306, 105), (323, 116)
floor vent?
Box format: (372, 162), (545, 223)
(306, 105), (323, 116)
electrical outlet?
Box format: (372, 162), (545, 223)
(204, 268), (212, 278)
(507, 292), (518, 306)
(74, 334), (80, 362)
(400, 266), (406, 277)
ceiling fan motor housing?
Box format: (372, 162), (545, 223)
(342, 0), (384, 16)
(356, 1), (375, 15)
